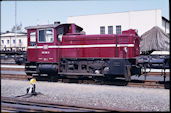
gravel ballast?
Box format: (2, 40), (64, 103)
(1, 79), (170, 111)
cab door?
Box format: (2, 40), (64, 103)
(37, 28), (57, 63)
(27, 29), (37, 62)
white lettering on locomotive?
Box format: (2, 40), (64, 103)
(43, 45), (48, 49)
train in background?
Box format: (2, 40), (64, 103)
(0, 47), (26, 65)
(0, 31), (27, 65)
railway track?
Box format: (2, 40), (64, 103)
(93, 79), (168, 89)
(1, 96), (124, 112)
(1, 73), (169, 89)
(1, 64), (25, 71)
(1, 64), (169, 89)
(127, 80), (165, 88)
(1, 64), (170, 75)
(1, 74), (31, 80)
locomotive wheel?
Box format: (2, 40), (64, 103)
(93, 77), (105, 84)
(164, 81), (170, 89)
(125, 66), (131, 81)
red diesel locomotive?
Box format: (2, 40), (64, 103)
(25, 23), (141, 82)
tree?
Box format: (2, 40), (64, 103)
(11, 23), (22, 32)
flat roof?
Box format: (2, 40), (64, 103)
(68, 9), (162, 18)
(0, 32), (27, 37)
(25, 24), (60, 30)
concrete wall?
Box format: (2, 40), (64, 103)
(67, 9), (165, 36)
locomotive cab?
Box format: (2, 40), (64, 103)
(56, 24), (84, 42)
(26, 23), (83, 62)
(25, 23), (83, 80)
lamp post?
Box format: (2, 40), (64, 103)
(14, 1), (17, 51)
(116, 34), (117, 57)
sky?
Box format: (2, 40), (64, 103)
(1, 0), (169, 32)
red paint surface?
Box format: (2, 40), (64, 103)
(27, 24), (140, 63)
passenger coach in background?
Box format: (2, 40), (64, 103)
(25, 22), (141, 82)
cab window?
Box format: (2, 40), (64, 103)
(56, 27), (64, 35)
(56, 27), (64, 42)
(56, 25), (70, 35)
(30, 32), (36, 46)
(38, 29), (54, 43)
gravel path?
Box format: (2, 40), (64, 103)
(1, 79), (170, 111)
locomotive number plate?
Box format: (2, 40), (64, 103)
(43, 45), (48, 49)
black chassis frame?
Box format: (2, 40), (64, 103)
(25, 57), (141, 81)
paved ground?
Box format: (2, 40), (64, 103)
(1, 79), (170, 112)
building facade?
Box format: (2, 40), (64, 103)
(162, 16), (170, 34)
(67, 9), (169, 36)
(0, 32), (27, 51)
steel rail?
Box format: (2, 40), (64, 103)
(1, 68), (25, 71)
(1, 74), (31, 80)
(1, 96), (129, 112)
(127, 80), (165, 88)
(1, 73), (169, 89)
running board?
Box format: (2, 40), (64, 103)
(58, 72), (104, 76)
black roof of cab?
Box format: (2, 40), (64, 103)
(25, 23), (60, 30)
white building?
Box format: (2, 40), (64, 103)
(0, 32), (27, 51)
(162, 16), (170, 34)
(67, 9), (169, 36)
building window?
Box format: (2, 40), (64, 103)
(1, 40), (4, 44)
(7, 40), (10, 44)
(116, 25), (121, 34)
(100, 26), (105, 34)
(19, 39), (22, 43)
(108, 26), (113, 34)
(13, 39), (16, 44)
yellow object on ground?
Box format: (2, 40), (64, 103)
(30, 78), (36, 84)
